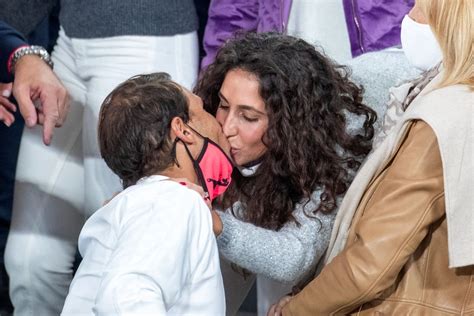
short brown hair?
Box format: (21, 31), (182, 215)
(98, 73), (189, 188)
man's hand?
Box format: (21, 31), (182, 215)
(268, 295), (292, 316)
(0, 83), (16, 126)
(13, 54), (69, 145)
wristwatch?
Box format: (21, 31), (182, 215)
(10, 45), (54, 74)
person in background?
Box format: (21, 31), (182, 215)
(270, 0), (473, 314)
(0, 19), (68, 314)
(201, 0), (413, 68)
(0, 20), (68, 141)
(1, 1), (200, 314)
(193, 32), (377, 315)
(62, 73), (227, 315)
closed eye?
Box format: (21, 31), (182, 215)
(241, 113), (258, 122)
(218, 101), (230, 111)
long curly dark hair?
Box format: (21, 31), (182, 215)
(195, 32), (376, 230)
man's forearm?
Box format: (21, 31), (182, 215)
(0, 21), (28, 83)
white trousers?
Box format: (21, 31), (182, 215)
(5, 29), (198, 315)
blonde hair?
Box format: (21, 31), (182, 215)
(417, 0), (473, 87)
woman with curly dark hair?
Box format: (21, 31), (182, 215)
(194, 32), (376, 313)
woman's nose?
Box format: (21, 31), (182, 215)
(221, 112), (237, 138)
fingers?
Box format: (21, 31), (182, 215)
(40, 94), (61, 145)
(268, 296), (292, 316)
(38, 86), (69, 128)
(267, 304), (276, 316)
(41, 75), (68, 128)
(276, 296), (292, 315)
(13, 55), (70, 145)
(1, 83), (12, 98)
(38, 112), (45, 125)
(210, 210), (223, 235)
(34, 87), (63, 145)
(203, 194), (212, 210)
(0, 105), (15, 127)
(0, 95), (16, 112)
(13, 84), (38, 127)
(0, 83), (17, 126)
(274, 302), (284, 316)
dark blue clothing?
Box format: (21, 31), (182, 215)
(0, 21), (27, 83)
(0, 20), (27, 314)
(0, 18), (59, 313)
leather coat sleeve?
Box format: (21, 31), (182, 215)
(283, 121), (445, 315)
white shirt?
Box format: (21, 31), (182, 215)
(62, 175), (225, 315)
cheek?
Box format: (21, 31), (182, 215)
(241, 124), (267, 150)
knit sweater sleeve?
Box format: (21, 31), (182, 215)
(216, 190), (335, 283)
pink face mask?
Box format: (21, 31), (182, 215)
(177, 126), (234, 201)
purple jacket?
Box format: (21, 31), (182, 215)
(343, 0), (414, 57)
(202, 0), (414, 68)
(201, 0), (292, 68)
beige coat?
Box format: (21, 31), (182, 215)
(283, 73), (473, 315)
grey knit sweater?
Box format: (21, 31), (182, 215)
(217, 190), (335, 283)
(0, 0), (198, 38)
(346, 48), (421, 135)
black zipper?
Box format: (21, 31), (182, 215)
(351, 0), (365, 54)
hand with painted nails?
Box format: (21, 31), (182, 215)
(0, 83), (16, 127)
(12, 54), (69, 145)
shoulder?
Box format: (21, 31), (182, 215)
(408, 84), (472, 141)
(421, 84), (472, 105)
(385, 120), (443, 182)
(103, 179), (208, 225)
(399, 120), (439, 156)
(414, 84), (472, 115)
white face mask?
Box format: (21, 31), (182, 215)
(401, 14), (443, 71)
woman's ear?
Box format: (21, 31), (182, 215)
(170, 117), (197, 145)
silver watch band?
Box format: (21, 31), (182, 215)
(10, 45), (54, 74)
